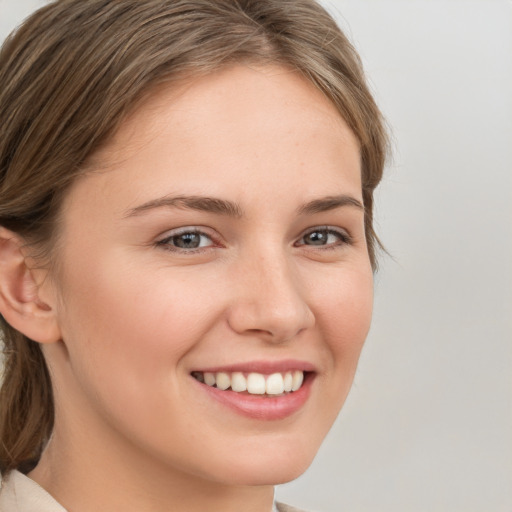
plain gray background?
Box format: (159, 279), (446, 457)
(1, 1), (511, 511)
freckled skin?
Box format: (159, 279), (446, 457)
(32, 65), (373, 511)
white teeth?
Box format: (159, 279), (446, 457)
(231, 372), (247, 392)
(194, 370), (305, 395)
(247, 373), (266, 394)
(291, 370), (304, 391)
(204, 372), (216, 387)
(215, 372), (231, 390)
(266, 373), (284, 395)
(283, 372), (293, 392)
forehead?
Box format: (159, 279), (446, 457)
(65, 64), (362, 222)
(90, 64), (360, 173)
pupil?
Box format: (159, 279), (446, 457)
(175, 233), (200, 248)
(306, 231), (326, 245)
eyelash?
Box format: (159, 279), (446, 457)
(294, 227), (353, 249)
(155, 226), (352, 254)
(156, 228), (218, 253)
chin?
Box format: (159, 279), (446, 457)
(245, 462), (313, 486)
(203, 439), (320, 487)
(217, 462), (314, 487)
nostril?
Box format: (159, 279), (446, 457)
(227, 299), (314, 343)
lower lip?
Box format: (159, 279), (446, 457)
(194, 374), (314, 420)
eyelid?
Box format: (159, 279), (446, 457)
(155, 226), (220, 252)
(295, 226), (353, 247)
(153, 225), (352, 254)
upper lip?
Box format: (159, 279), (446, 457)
(191, 359), (317, 374)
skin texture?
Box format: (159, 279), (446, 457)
(24, 65), (374, 512)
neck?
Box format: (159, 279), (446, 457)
(29, 423), (274, 512)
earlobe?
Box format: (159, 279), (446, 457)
(0, 227), (61, 344)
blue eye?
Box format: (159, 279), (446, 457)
(297, 227), (351, 247)
(157, 230), (214, 251)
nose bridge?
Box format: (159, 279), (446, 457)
(228, 245), (315, 342)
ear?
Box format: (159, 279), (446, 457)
(0, 227), (61, 344)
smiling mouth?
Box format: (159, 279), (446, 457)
(191, 370), (306, 396)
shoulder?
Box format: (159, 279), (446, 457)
(276, 502), (311, 512)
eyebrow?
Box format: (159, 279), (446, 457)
(296, 195), (364, 215)
(124, 193), (364, 218)
(124, 195), (243, 218)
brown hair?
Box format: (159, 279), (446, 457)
(0, 0), (388, 473)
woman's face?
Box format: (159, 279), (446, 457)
(46, 65), (373, 485)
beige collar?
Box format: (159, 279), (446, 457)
(0, 470), (67, 512)
(1, 470), (305, 512)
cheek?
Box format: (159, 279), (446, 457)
(52, 257), (226, 448)
(311, 264), (374, 369)
(54, 251), (222, 395)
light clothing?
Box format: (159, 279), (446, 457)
(0, 470), (306, 512)
(0, 471), (66, 512)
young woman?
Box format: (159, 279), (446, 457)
(0, 1), (388, 510)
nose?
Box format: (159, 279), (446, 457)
(227, 252), (315, 343)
